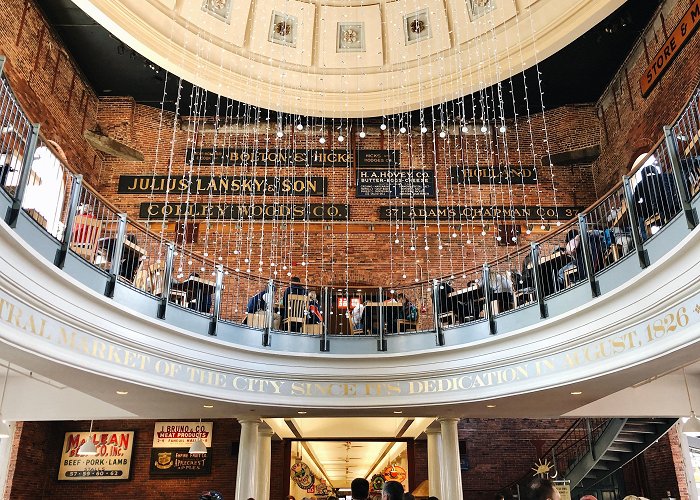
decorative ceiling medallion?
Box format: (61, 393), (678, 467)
(337, 22), (366, 53)
(269, 11), (297, 47)
(468, 0), (496, 20)
(201, 0), (232, 24)
(404, 9), (431, 44)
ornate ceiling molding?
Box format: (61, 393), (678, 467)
(72, 0), (623, 115)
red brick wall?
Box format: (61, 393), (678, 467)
(622, 425), (690, 500)
(0, 0), (101, 186)
(593, 0), (700, 194)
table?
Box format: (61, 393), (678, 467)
(527, 248), (572, 295)
(447, 283), (483, 322)
(172, 276), (216, 313)
(363, 302), (403, 334)
(97, 236), (147, 281)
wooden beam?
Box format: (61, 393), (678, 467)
(83, 129), (145, 162)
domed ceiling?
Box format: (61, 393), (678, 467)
(71, 0), (625, 117)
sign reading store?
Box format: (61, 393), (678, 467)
(119, 175), (327, 196)
(187, 148), (353, 167)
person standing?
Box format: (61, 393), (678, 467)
(351, 478), (370, 500)
(382, 481), (404, 500)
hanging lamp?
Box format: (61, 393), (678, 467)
(78, 420), (98, 456)
(682, 368), (700, 436)
(189, 418), (207, 454)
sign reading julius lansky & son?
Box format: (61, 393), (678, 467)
(450, 165), (538, 185)
(356, 169), (436, 198)
(187, 148), (353, 167)
(140, 202), (350, 221)
(150, 421), (213, 476)
(58, 431), (134, 480)
(118, 175), (327, 196)
(356, 150), (401, 167)
(379, 205), (583, 221)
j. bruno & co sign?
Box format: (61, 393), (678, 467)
(150, 421), (213, 476)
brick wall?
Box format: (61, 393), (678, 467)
(593, 0), (700, 194)
(0, 0), (101, 186)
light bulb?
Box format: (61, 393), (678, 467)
(338, 135), (344, 142)
(276, 131), (283, 138)
(319, 137), (326, 144)
(481, 125), (488, 133)
(452, 232), (457, 238)
(399, 126), (407, 134)
(499, 125), (506, 133)
(421, 126), (428, 133)
(297, 123), (304, 130)
(359, 131), (366, 138)
(380, 123), (387, 130)
(439, 131), (446, 138)
(461, 126), (468, 133)
(395, 239), (400, 244)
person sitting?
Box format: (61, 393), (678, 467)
(187, 272), (213, 313)
(478, 271), (514, 312)
(246, 286), (271, 315)
(306, 291), (323, 325)
(632, 164), (682, 239)
(396, 293), (418, 332)
(351, 302), (365, 331)
(557, 228), (604, 289)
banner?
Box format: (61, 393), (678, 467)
(449, 165), (538, 185)
(356, 169), (435, 198)
(118, 175), (327, 196)
(140, 202), (350, 221)
(58, 431), (134, 480)
(187, 148), (353, 167)
(378, 205), (582, 221)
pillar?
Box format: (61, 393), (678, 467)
(0, 422), (16, 496)
(235, 418), (260, 500)
(439, 418), (462, 500)
(425, 422), (443, 500)
(256, 423), (274, 500)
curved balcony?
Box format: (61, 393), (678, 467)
(1, 57), (700, 413)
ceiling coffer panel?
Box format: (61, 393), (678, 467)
(248, 0), (316, 66)
(318, 5), (384, 69)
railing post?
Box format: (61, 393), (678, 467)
(6, 123), (40, 227)
(623, 175), (650, 269)
(432, 279), (445, 346)
(530, 243), (548, 318)
(262, 279), (274, 347)
(208, 264), (224, 336)
(157, 243), (175, 319)
(664, 125), (698, 229)
(54, 174), (83, 269)
(105, 213), (127, 298)
(377, 287), (387, 352)
(585, 419), (597, 461)
(482, 264), (496, 335)
(578, 214), (601, 298)
(0, 56), (5, 76)
(320, 286), (330, 352)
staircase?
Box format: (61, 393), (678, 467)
(503, 418), (678, 496)
(567, 418), (678, 489)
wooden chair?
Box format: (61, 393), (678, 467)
(69, 215), (102, 263)
(438, 311), (455, 327)
(347, 315), (364, 335)
(396, 310), (419, 333)
(282, 294), (309, 333)
(563, 266), (579, 288)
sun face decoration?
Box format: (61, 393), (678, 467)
(531, 458), (558, 479)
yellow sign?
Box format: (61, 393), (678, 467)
(58, 431), (134, 480)
(554, 482), (571, 500)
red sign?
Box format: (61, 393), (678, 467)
(640, 0), (700, 97)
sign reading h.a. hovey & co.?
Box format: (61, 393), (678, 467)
(150, 421), (213, 476)
(58, 431), (134, 480)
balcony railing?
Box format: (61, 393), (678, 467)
(0, 54), (698, 351)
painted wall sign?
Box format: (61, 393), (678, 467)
(149, 449), (212, 476)
(152, 421), (213, 448)
(58, 431), (134, 480)
(118, 175), (327, 196)
(356, 169), (436, 198)
(187, 148), (353, 167)
(640, 0), (700, 97)
(449, 165), (538, 185)
(378, 205), (582, 221)
(356, 150), (401, 167)
(139, 202), (350, 221)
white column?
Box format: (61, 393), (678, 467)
(439, 418), (462, 500)
(0, 422), (16, 496)
(235, 418), (260, 500)
(425, 422), (443, 500)
(256, 424), (274, 500)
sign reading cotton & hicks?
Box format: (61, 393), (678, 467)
(58, 431), (134, 480)
(150, 421), (213, 476)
